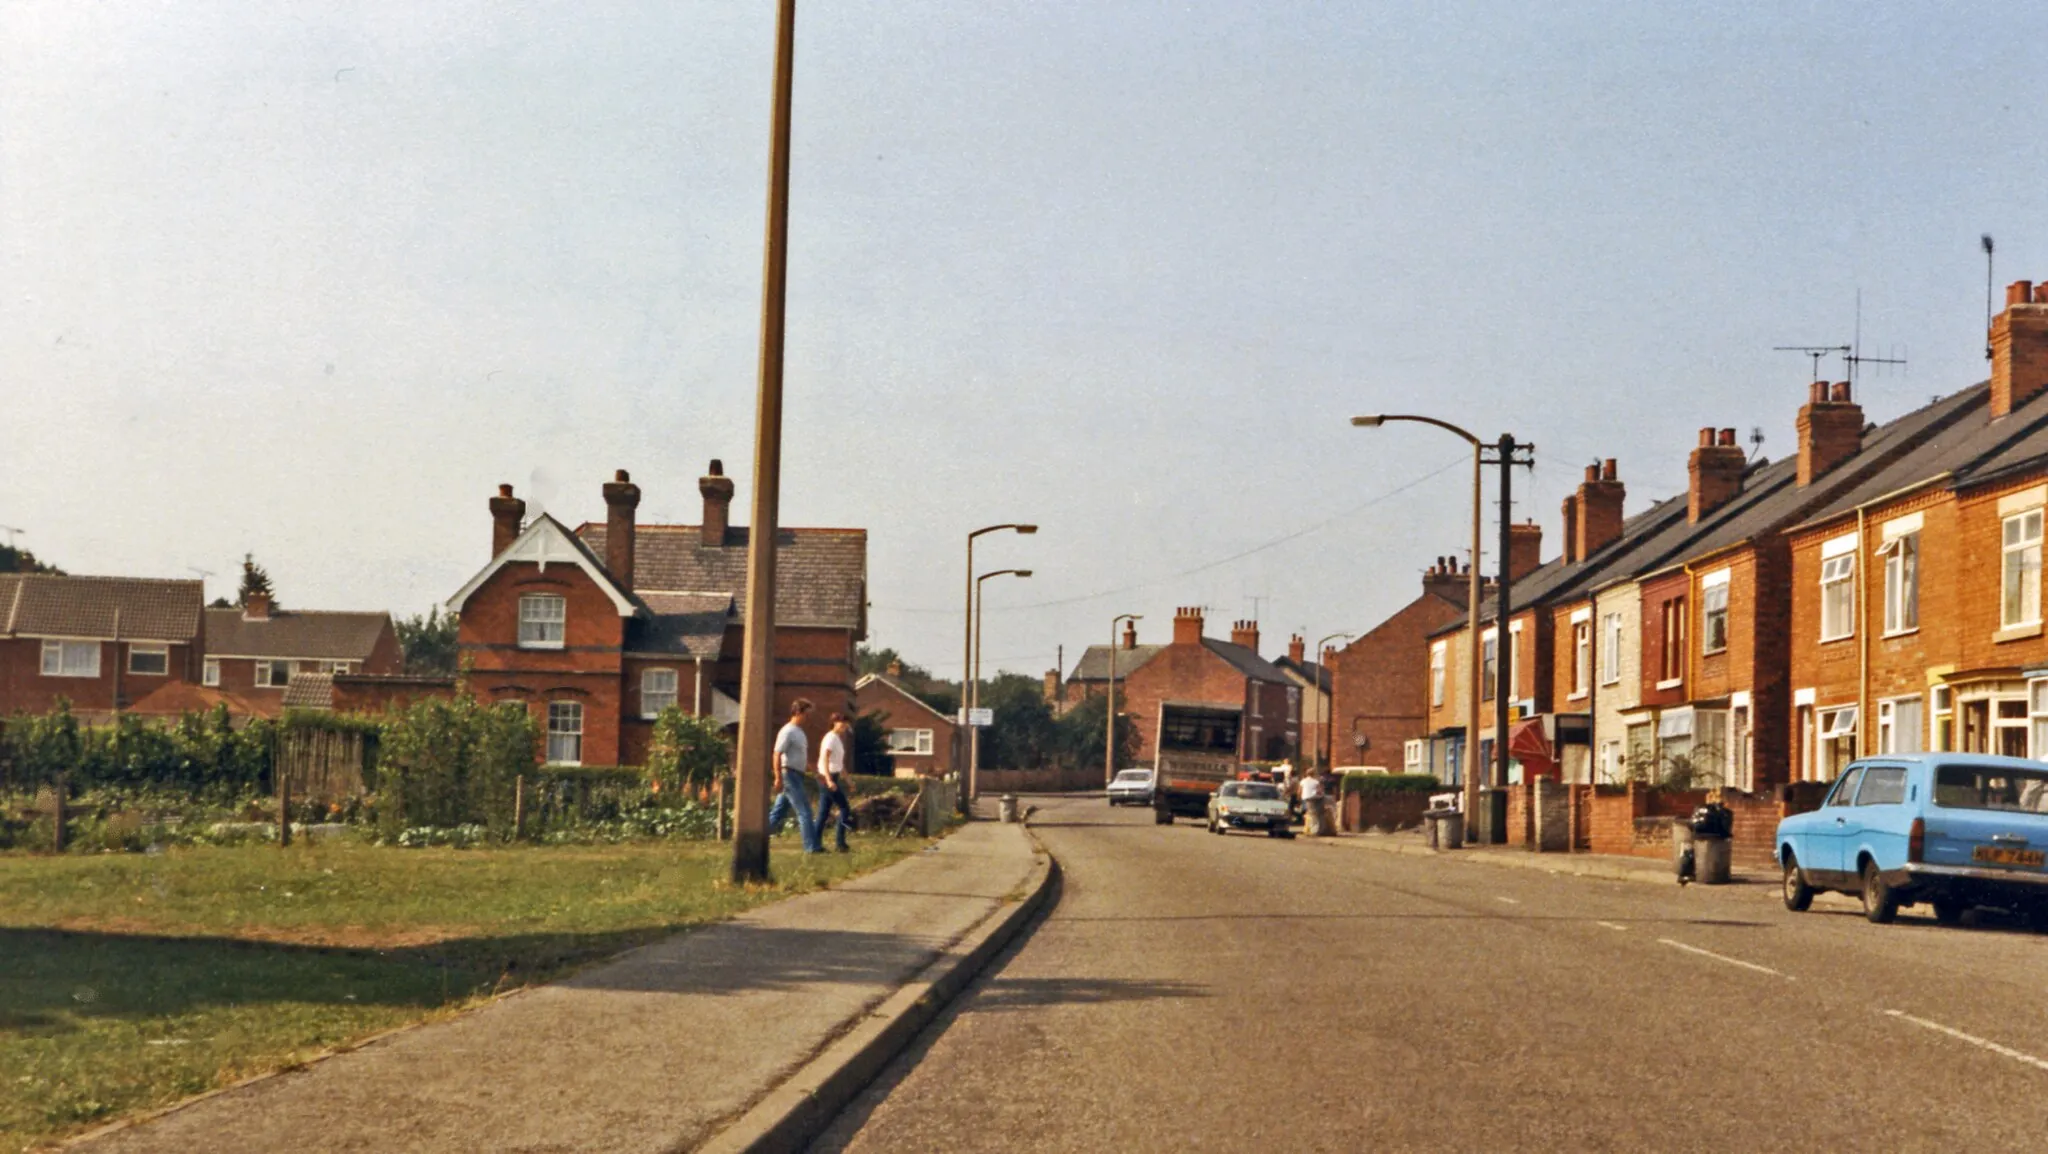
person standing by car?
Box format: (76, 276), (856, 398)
(815, 712), (856, 853)
(1300, 769), (1327, 837)
(766, 699), (824, 854)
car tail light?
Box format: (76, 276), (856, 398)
(1908, 817), (1925, 864)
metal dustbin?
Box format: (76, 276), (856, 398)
(1674, 802), (1733, 885)
(998, 794), (1020, 823)
(1427, 808), (1464, 851)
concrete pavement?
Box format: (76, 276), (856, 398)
(1324, 826), (1770, 887)
(77, 819), (1049, 1154)
(819, 793), (2048, 1152)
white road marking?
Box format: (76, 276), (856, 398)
(1596, 921), (1628, 931)
(1494, 896), (1520, 905)
(1656, 938), (1792, 979)
(1884, 1010), (2048, 1073)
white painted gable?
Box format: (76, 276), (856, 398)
(445, 514), (638, 616)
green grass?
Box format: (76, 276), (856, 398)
(0, 832), (924, 1150)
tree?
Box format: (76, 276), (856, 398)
(237, 553), (277, 609)
(852, 711), (896, 776)
(646, 707), (732, 792)
(1052, 692), (1140, 773)
(0, 545), (62, 575)
(975, 672), (1059, 769)
(396, 607), (461, 675)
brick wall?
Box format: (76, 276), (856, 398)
(1341, 790), (1431, 832)
(0, 638), (204, 718)
(1331, 590), (1466, 769)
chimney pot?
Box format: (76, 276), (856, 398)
(1810, 380), (1828, 404)
(699, 460), (736, 547)
(1718, 427), (1736, 447)
(2010, 280), (2035, 307)
(1830, 381), (1852, 403)
(1798, 381), (1866, 485)
(602, 470), (643, 589)
(1688, 426), (1746, 522)
(1991, 284), (2048, 418)
(1584, 464), (1599, 482)
(1697, 427), (1714, 446)
(489, 483), (527, 556)
(1602, 458), (1617, 481)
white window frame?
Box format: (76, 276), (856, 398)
(2030, 680), (2048, 762)
(253, 659), (295, 688)
(127, 644), (170, 676)
(1880, 531), (1919, 636)
(203, 658), (221, 687)
(640, 668), (679, 718)
(1700, 569), (1730, 656)
(1600, 612), (1623, 686)
(1480, 631), (1498, 702)
(546, 701), (584, 765)
(518, 593), (568, 649)
(1403, 739), (1424, 773)
(1879, 694), (1924, 755)
(40, 639), (101, 678)
(886, 727), (935, 755)
(1429, 642), (1446, 707)
(1818, 705), (1859, 779)
(1819, 553), (1856, 642)
(2003, 510), (2043, 629)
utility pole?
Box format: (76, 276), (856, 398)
(730, 0), (798, 884)
(1481, 433), (1535, 842)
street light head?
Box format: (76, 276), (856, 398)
(1350, 415), (1385, 427)
(1014, 569), (1033, 578)
(1015, 524), (1039, 535)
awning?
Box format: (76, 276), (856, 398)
(1507, 718), (1556, 772)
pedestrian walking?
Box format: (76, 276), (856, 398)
(1300, 769), (1327, 837)
(766, 698), (824, 854)
(815, 712), (856, 853)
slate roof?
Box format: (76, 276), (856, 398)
(1069, 644), (1166, 681)
(204, 608), (392, 660)
(1202, 638), (1293, 684)
(0, 574), (203, 641)
(579, 523), (867, 632)
(1273, 656), (1332, 693)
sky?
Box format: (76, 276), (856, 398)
(4, 2), (2047, 681)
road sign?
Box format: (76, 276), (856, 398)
(964, 708), (994, 727)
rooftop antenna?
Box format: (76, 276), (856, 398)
(0, 525), (21, 549)
(1985, 234), (1997, 361)
(1774, 344), (1849, 381)
(1245, 593), (1270, 623)
(1844, 288), (1907, 384)
(1747, 427), (1766, 462)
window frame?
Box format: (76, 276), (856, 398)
(1881, 531), (1920, 636)
(1699, 570), (1730, 656)
(1819, 553), (1856, 642)
(1429, 642), (1446, 707)
(1600, 612), (1623, 686)
(1480, 631), (1498, 702)
(1571, 619), (1592, 698)
(253, 659), (294, 688)
(202, 658), (221, 687)
(640, 667), (679, 719)
(545, 701), (584, 766)
(39, 639), (101, 679)
(2003, 509), (2043, 630)
(126, 644), (170, 676)
(518, 593), (568, 650)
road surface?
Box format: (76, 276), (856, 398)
(815, 793), (2048, 1151)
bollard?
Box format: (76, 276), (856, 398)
(514, 774), (526, 841)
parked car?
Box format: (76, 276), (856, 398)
(1776, 754), (2048, 925)
(1107, 768), (1155, 807)
(1207, 780), (1293, 838)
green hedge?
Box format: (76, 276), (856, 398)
(1338, 773), (1441, 796)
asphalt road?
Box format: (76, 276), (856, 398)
(813, 794), (2048, 1152)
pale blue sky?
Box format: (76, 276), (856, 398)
(4, 2), (2045, 678)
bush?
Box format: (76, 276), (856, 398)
(1338, 773), (1442, 796)
(646, 709), (731, 792)
(375, 696), (537, 836)
(0, 702), (275, 798)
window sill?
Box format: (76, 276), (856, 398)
(1700, 647), (1728, 658)
(518, 641), (566, 651)
(1995, 622), (2043, 644)
(1819, 633), (1854, 645)
(1881, 627), (1920, 640)
(40, 672), (101, 679)
(1655, 678), (1684, 691)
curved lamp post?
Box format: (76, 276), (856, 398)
(970, 567), (1032, 805)
(1313, 631), (1355, 774)
(1107, 613), (1142, 786)
(1351, 414), (1484, 835)
(962, 524), (1036, 814)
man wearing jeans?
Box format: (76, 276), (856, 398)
(814, 712), (856, 853)
(766, 698), (823, 854)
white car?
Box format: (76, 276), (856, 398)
(1107, 768), (1154, 806)
(1207, 780), (1294, 837)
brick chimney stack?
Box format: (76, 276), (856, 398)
(1575, 459), (1626, 559)
(602, 469), (641, 590)
(489, 483), (526, 557)
(1172, 606), (1205, 647)
(1991, 280), (2048, 418)
(1559, 494), (1580, 564)
(698, 459), (735, 547)
(1043, 668), (1061, 704)
(1288, 634), (1306, 664)
(1122, 619), (1138, 649)
(1507, 521), (1543, 581)
(1230, 620), (1261, 655)
(1688, 428), (1746, 524)
(886, 658), (904, 678)
(1797, 381), (1864, 486)
(243, 591), (272, 622)
(1423, 556), (1469, 603)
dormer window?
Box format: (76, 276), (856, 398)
(519, 594), (567, 648)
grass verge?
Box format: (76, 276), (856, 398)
(0, 832), (924, 1150)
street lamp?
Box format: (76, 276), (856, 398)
(971, 568), (1033, 805)
(1351, 413), (1484, 837)
(1313, 631), (1354, 775)
(1106, 613), (1142, 786)
(962, 524), (1036, 814)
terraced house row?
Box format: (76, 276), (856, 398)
(1413, 281), (2048, 792)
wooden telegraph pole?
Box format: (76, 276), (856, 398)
(732, 0), (798, 884)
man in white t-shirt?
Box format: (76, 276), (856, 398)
(815, 712), (855, 852)
(766, 698), (823, 853)
(1300, 770), (1326, 837)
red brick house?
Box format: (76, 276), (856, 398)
(1114, 609), (1298, 763)
(1060, 618), (1164, 710)
(0, 574), (205, 720)
(854, 671), (958, 778)
(201, 592), (401, 716)
(443, 461), (867, 768)
(1324, 559), (1469, 772)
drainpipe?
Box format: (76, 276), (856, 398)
(1857, 507), (1870, 758)
(694, 657), (704, 716)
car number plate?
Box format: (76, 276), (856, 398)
(1971, 845), (2046, 868)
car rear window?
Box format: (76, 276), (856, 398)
(1932, 764), (2048, 813)
(1855, 767), (1907, 806)
(1115, 771), (1149, 782)
(1235, 783), (1279, 800)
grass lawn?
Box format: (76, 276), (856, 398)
(0, 832), (925, 1150)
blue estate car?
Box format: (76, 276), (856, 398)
(1777, 754), (2048, 924)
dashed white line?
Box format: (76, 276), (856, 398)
(1885, 1010), (2048, 1073)
(1657, 938), (1792, 979)
(1494, 896), (1521, 905)
(1596, 921), (1628, 931)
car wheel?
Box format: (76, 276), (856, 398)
(1154, 808), (1172, 826)
(1932, 896), (1967, 926)
(1861, 860), (1900, 924)
(1781, 853), (1814, 912)
(1267, 826), (1285, 838)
